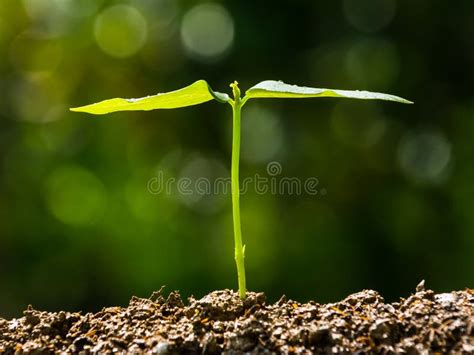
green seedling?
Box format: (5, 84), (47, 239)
(71, 80), (412, 299)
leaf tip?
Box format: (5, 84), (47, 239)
(70, 105), (97, 114)
(397, 97), (414, 104)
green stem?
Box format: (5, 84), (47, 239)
(231, 92), (246, 300)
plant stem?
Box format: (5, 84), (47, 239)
(231, 90), (246, 300)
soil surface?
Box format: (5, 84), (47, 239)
(1, 282), (473, 354)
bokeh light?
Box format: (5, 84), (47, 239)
(21, 0), (97, 37)
(125, 175), (177, 224)
(397, 130), (452, 184)
(241, 105), (284, 163)
(343, 0), (396, 33)
(177, 154), (228, 214)
(137, 0), (178, 31)
(180, 3), (234, 61)
(10, 31), (62, 77)
(11, 77), (63, 123)
(331, 102), (386, 147)
(94, 5), (147, 58)
(345, 39), (399, 89)
(44, 165), (107, 226)
(23, 0), (99, 20)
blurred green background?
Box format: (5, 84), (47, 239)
(1, 0), (473, 318)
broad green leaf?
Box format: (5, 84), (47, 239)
(245, 80), (412, 104)
(70, 80), (230, 115)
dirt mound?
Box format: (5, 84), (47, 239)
(1, 283), (473, 353)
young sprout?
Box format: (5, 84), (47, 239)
(71, 80), (412, 299)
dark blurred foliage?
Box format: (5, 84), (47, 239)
(0, 0), (473, 318)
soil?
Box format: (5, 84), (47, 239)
(0, 282), (473, 354)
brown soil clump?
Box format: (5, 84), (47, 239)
(1, 283), (473, 353)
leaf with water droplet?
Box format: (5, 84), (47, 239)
(245, 80), (412, 104)
(70, 80), (230, 115)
